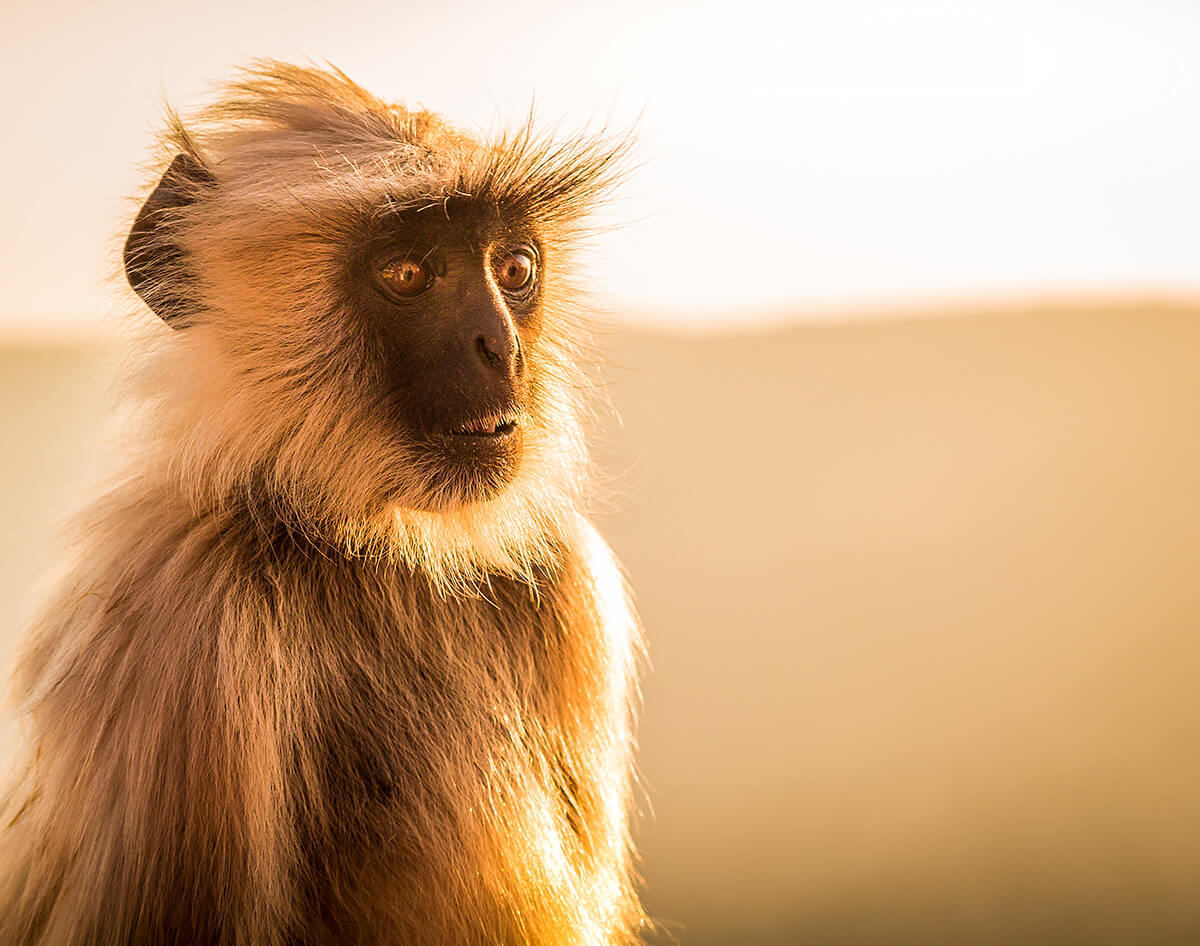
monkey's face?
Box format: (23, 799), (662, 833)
(343, 205), (547, 507)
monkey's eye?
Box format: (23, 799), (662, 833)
(378, 258), (434, 299)
(493, 247), (537, 294)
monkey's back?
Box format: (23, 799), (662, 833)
(0, 483), (642, 946)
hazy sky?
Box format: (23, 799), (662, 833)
(2, 0), (1198, 329)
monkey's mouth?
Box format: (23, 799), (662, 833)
(446, 413), (520, 439)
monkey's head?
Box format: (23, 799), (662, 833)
(123, 64), (628, 583)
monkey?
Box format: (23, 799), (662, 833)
(0, 62), (644, 946)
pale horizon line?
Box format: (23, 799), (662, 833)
(2, 288), (1199, 345)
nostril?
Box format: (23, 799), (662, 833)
(477, 335), (502, 368)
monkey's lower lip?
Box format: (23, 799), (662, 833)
(445, 416), (520, 438)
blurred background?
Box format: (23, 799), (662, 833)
(3, 2), (1200, 943)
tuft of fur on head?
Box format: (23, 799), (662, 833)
(126, 61), (633, 592)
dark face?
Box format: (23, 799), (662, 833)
(342, 202), (546, 506)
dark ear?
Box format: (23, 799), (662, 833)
(123, 153), (215, 328)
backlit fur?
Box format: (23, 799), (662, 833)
(0, 63), (644, 946)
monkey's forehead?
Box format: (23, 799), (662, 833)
(191, 125), (623, 239)
(156, 61), (628, 228)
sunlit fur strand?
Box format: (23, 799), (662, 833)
(0, 61), (645, 945)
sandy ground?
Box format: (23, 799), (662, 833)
(2, 300), (1200, 944)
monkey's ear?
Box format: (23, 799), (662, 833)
(124, 153), (215, 328)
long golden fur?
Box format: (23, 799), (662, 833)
(0, 63), (643, 945)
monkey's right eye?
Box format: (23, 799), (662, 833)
(378, 258), (434, 299)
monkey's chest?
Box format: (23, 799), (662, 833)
(294, 601), (572, 941)
(313, 644), (527, 834)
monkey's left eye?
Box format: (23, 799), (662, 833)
(378, 258), (434, 299)
(493, 247), (537, 293)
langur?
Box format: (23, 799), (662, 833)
(0, 62), (643, 946)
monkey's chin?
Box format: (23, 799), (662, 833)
(408, 429), (525, 510)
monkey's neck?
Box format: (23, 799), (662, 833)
(146, 476), (571, 599)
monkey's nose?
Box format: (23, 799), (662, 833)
(476, 330), (520, 377)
